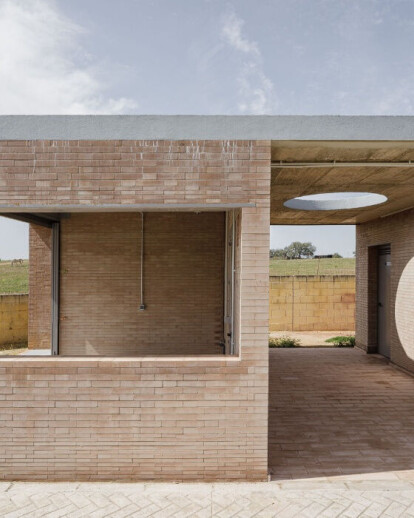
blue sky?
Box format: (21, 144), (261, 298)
(1, 0), (413, 258)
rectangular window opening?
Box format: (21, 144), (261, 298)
(0, 210), (241, 358)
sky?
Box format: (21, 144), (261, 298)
(1, 0), (414, 258)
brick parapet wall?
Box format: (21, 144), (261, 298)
(0, 355), (268, 481)
(269, 275), (355, 332)
(356, 209), (414, 372)
(0, 139), (271, 481)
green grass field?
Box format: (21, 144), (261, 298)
(0, 260), (29, 294)
(0, 257), (355, 294)
(270, 257), (355, 276)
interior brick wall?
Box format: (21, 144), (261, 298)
(28, 224), (52, 349)
(59, 212), (225, 356)
(356, 208), (414, 373)
(269, 275), (355, 332)
(0, 139), (270, 481)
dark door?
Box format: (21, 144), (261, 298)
(377, 246), (391, 358)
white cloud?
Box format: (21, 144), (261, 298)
(221, 12), (259, 55)
(221, 11), (278, 114)
(0, 0), (137, 114)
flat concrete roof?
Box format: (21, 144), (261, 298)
(0, 115), (414, 141)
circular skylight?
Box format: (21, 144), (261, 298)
(284, 192), (387, 211)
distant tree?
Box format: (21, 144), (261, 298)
(270, 248), (285, 259)
(284, 241), (316, 260)
(300, 242), (317, 258)
(332, 253), (343, 258)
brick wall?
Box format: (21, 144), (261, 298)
(0, 139), (270, 481)
(28, 224), (51, 349)
(269, 275), (355, 332)
(356, 208), (414, 373)
(0, 294), (28, 347)
(59, 212), (225, 356)
(0, 140), (267, 207)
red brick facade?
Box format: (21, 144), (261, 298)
(0, 139), (271, 481)
(0, 140), (269, 207)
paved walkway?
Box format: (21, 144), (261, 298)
(1, 479), (414, 517)
(2, 348), (414, 516)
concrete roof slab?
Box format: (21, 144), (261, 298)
(1, 115), (414, 141)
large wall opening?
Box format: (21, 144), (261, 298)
(267, 220), (414, 482)
(269, 224), (356, 347)
(1, 210), (241, 358)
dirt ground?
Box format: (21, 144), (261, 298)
(269, 330), (354, 346)
(0, 347), (28, 356)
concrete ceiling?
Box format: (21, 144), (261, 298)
(270, 141), (414, 225)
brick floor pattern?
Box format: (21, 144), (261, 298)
(269, 348), (414, 480)
(1, 481), (414, 517)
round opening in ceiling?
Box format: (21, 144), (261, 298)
(284, 192), (388, 211)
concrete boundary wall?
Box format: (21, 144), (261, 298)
(269, 275), (356, 332)
(0, 294), (28, 347)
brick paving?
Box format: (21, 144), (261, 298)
(269, 347), (414, 480)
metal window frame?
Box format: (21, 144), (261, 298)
(230, 210), (236, 356)
(51, 222), (60, 355)
(223, 210), (237, 356)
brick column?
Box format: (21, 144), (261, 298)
(28, 224), (52, 349)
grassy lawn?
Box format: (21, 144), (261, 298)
(270, 257), (355, 276)
(0, 260), (29, 294)
(0, 257), (355, 294)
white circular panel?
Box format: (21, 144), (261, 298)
(396, 257), (414, 360)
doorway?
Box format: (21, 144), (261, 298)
(377, 245), (391, 358)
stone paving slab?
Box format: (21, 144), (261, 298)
(1, 479), (414, 517)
